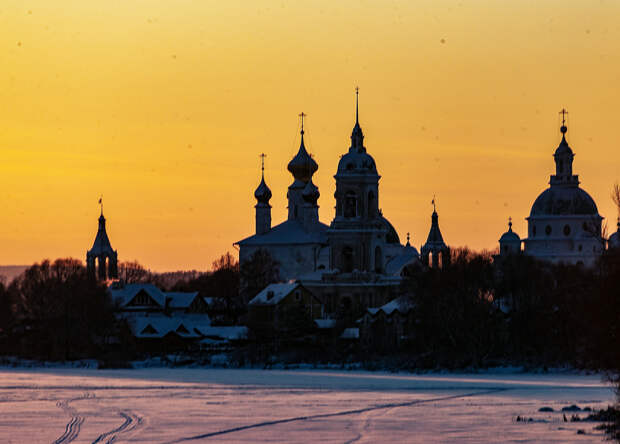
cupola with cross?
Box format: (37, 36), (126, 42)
(254, 153), (272, 235)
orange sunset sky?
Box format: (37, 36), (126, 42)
(1, 1), (620, 271)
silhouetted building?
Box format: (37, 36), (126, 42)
(523, 113), (604, 266)
(421, 206), (450, 268)
(498, 218), (522, 256)
(235, 116), (329, 281)
(235, 91), (422, 317)
(86, 209), (118, 280)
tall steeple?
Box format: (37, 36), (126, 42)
(421, 199), (450, 268)
(254, 153), (272, 235)
(86, 199), (118, 280)
(350, 87), (365, 151)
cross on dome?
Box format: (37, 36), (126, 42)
(559, 108), (568, 134)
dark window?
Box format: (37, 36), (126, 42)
(563, 225), (571, 236)
(545, 225), (552, 236)
(532, 225), (537, 236)
(342, 246), (354, 272)
(344, 191), (357, 218)
(578, 244), (583, 252)
(374, 246), (383, 273)
(582, 222), (589, 232)
(368, 191), (376, 216)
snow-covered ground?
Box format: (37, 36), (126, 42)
(0, 368), (615, 443)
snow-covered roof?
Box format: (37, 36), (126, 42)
(236, 220), (328, 246)
(194, 325), (248, 340)
(315, 319), (336, 329)
(128, 315), (202, 339)
(109, 283), (167, 308)
(249, 283), (301, 305)
(166, 292), (200, 309)
(385, 245), (419, 276)
(340, 328), (359, 339)
(366, 296), (414, 317)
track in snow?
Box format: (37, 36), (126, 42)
(53, 394), (91, 444)
(92, 410), (143, 444)
(167, 388), (509, 443)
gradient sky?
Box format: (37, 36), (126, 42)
(2, 0), (620, 271)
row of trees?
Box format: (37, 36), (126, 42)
(399, 248), (620, 370)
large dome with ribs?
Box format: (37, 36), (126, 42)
(530, 186), (599, 217)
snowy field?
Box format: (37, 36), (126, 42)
(0, 367), (615, 443)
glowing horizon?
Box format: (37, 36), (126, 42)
(2, 1), (620, 271)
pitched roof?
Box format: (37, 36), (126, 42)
(166, 292), (200, 309)
(249, 282), (301, 305)
(385, 245), (419, 276)
(109, 283), (167, 308)
(236, 220), (328, 246)
(366, 296), (414, 317)
(128, 315), (203, 339)
(88, 215), (115, 256)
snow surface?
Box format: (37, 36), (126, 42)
(0, 368), (615, 443)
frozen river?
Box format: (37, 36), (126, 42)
(0, 367), (615, 443)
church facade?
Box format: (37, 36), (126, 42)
(498, 114), (609, 266)
(235, 93), (443, 314)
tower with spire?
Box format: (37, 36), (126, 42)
(86, 200), (118, 280)
(328, 88), (400, 274)
(421, 199), (450, 268)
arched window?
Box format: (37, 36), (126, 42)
(563, 225), (571, 236)
(344, 191), (357, 218)
(342, 246), (354, 272)
(545, 225), (552, 236)
(374, 246), (382, 273)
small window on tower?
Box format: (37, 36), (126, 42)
(532, 225), (537, 236)
(563, 225), (571, 236)
(545, 225), (552, 236)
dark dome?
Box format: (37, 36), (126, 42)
(530, 186), (598, 217)
(337, 148), (378, 175)
(254, 177), (272, 204)
(499, 230), (520, 243)
(302, 180), (320, 203)
(287, 136), (318, 182)
(380, 217), (400, 244)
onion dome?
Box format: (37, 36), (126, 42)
(254, 176), (272, 204)
(287, 129), (318, 183)
(302, 180), (320, 204)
